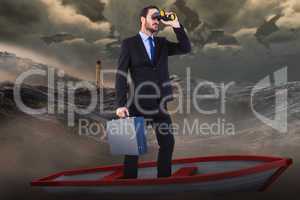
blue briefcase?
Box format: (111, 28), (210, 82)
(106, 117), (147, 155)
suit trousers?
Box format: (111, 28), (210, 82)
(123, 105), (175, 178)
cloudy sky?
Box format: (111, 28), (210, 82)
(0, 0), (300, 82)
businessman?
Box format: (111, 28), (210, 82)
(115, 5), (191, 179)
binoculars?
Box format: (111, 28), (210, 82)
(152, 10), (176, 21)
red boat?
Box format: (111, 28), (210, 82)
(31, 155), (292, 193)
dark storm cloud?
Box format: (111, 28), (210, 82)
(232, 2), (281, 28)
(60, 0), (107, 22)
(0, 0), (45, 38)
(1, 0), (300, 82)
(0, 0), (112, 77)
(0, 0), (110, 42)
(185, 0), (248, 28)
(0, 0), (42, 25)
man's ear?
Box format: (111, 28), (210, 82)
(141, 17), (145, 25)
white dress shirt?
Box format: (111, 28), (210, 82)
(139, 31), (155, 61)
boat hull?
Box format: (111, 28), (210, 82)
(31, 155), (292, 193)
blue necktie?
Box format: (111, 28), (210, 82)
(148, 37), (155, 64)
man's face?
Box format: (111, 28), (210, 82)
(142, 8), (160, 33)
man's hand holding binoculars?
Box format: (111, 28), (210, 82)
(151, 10), (181, 28)
(160, 12), (180, 28)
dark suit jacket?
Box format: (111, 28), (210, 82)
(115, 24), (191, 113)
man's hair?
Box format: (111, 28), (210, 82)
(139, 5), (159, 18)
